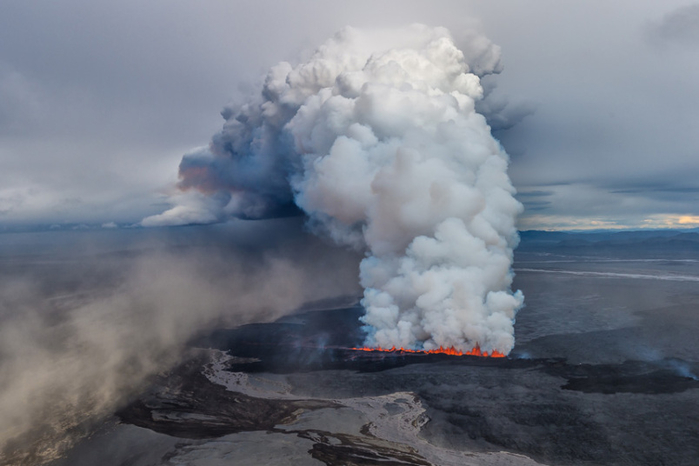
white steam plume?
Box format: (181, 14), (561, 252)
(145, 25), (524, 354)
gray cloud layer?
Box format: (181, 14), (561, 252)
(0, 0), (698, 229)
(648, 3), (699, 46)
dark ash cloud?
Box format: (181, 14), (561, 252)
(647, 4), (699, 46)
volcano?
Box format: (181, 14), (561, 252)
(191, 305), (514, 374)
(350, 345), (507, 358)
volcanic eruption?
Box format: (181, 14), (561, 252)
(351, 345), (506, 358)
(144, 24), (524, 356)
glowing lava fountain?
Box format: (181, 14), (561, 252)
(350, 345), (506, 358)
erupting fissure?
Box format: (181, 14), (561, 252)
(350, 345), (506, 358)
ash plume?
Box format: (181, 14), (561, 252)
(145, 25), (524, 355)
(0, 224), (362, 464)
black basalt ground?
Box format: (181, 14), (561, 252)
(115, 354), (439, 465)
(184, 304), (699, 465)
(116, 355), (336, 439)
(93, 237), (699, 466)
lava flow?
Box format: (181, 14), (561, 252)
(350, 344), (506, 358)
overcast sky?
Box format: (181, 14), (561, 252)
(1, 0), (698, 231)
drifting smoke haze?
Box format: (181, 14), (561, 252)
(0, 224), (362, 463)
(145, 25), (523, 355)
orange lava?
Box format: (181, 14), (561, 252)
(350, 344), (506, 358)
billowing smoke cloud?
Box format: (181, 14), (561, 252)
(0, 224), (362, 463)
(145, 25), (524, 355)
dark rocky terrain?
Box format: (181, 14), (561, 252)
(97, 290), (699, 466)
(39, 229), (699, 465)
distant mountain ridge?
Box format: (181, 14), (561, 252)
(518, 229), (699, 258)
